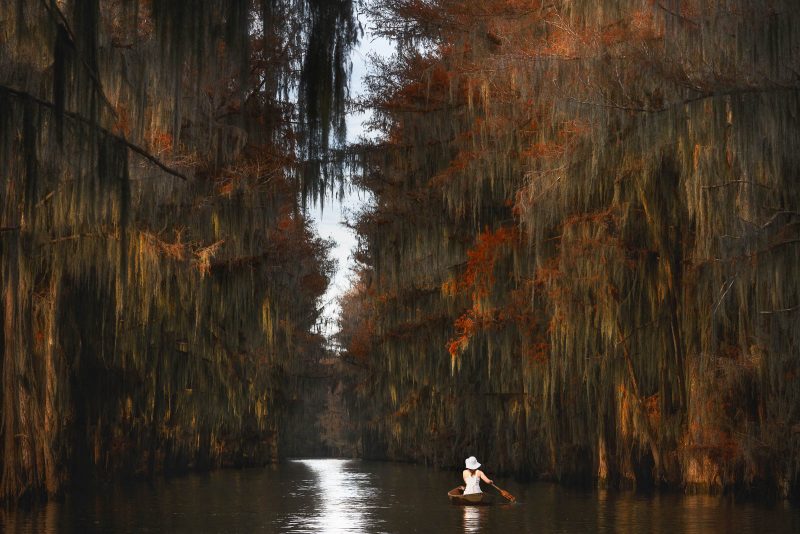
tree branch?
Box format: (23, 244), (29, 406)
(0, 84), (188, 181)
(655, 2), (700, 27)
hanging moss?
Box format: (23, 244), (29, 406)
(345, 0), (800, 497)
(0, 0), (354, 503)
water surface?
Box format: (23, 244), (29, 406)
(1, 459), (797, 533)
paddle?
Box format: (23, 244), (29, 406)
(490, 483), (516, 503)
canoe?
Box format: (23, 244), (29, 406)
(447, 486), (494, 506)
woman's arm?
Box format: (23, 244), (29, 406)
(462, 470), (471, 485)
(478, 470), (493, 485)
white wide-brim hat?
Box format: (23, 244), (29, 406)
(465, 456), (481, 470)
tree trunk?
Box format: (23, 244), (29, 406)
(41, 272), (61, 496)
(2, 230), (22, 501)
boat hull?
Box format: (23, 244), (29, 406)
(447, 487), (494, 506)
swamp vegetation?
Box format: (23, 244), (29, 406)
(337, 0), (800, 499)
(3, 0), (800, 507)
(0, 0), (356, 503)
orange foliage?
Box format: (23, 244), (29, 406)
(347, 319), (375, 365)
(523, 342), (549, 365)
(276, 212), (296, 232)
(533, 256), (562, 289)
(521, 120), (589, 160)
(445, 226), (522, 358)
(629, 8), (661, 40)
(430, 149), (483, 187)
(390, 61), (454, 110)
(643, 393), (661, 428)
(149, 129), (173, 154)
(447, 308), (491, 359)
(391, 391), (420, 419)
(459, 225), (517, 299)
(217, 180), (235, 196)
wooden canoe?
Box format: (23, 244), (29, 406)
(447, 486), (494, 505)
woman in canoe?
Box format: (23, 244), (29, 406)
(461, 456), (492, 495)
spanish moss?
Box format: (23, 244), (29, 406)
(0, 0), (356, 503)
(339, 0), (800, 498)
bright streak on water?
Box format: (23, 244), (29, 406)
(462, 505), (485, 533)
(285, 459), (384, 533)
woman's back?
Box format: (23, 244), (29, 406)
(463, 469), (482, 495)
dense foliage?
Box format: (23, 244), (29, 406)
(0, 0), (356, 502)
(341, 0), (800, 497)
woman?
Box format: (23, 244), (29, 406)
(461, 456), (492, 495)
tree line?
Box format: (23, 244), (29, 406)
(337, 0), (800, 498)
(0, 0), (357, 503)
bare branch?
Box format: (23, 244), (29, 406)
(656, 2), (700, 27)
(0, 84), (188, 181)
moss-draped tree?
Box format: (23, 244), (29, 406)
(342, 0), (800, 497)
(0, 0), (357, 502)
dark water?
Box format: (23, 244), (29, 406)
(2, 459), (798, 533)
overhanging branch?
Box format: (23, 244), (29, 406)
(0, 84), (188, 181)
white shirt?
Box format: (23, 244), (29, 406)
(463, 471), (482, 494)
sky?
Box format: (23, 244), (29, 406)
(309, 11), (394, 339)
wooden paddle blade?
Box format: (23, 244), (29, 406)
(500, 489), (516, 502)
(491, 483), (516, 502)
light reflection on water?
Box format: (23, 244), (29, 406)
(284, 459), (380, 533)
(0, 459), (798, 533)
(461, 505), (484, 533)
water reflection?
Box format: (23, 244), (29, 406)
(1, 459), (798, 533)
(462, 505), (485, 533)
(289, 459), (377, 533)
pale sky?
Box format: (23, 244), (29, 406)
(309, 12), (393, 339)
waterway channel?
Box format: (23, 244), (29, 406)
(2, 459), (798, 532)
